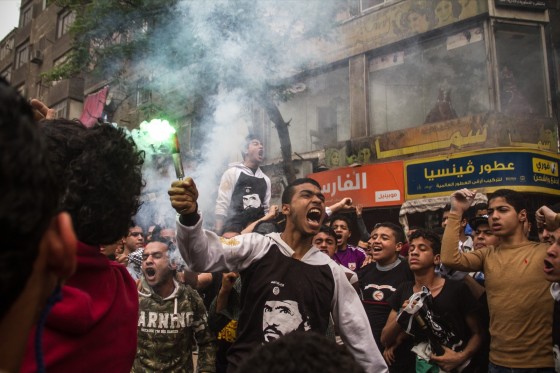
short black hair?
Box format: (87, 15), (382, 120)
(238, 331), (364, 373)
(281, 178), (321, 205)
(488, 189), (527, 214)
(373, 222), (406, 244)
(409, 229), (442, 256)
(41, 120), (145, 245)
(317, 225), (337, 240)
(329, 214), (352, 232)
(0, 78), (58, 319)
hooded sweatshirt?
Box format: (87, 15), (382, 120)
(133, 278), (216, 373)
(21, 241), (138, 373)
(176, 216), (388, 373)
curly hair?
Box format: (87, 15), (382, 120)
(238, 331), (364, 373)
(0, 78), (58, 318)
(40, 120), (145, 245)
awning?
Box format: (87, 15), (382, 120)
(398, 193), (487, 230)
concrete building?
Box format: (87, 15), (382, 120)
(257, 0), (560, 236)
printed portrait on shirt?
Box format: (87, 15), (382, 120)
(262, 299), (310, 343)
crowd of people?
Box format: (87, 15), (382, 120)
(1, 76), (560, 373)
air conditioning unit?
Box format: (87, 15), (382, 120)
(30, 49), (43, 64)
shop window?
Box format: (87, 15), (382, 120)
(494, 23), (548, 117)
(269, 65), (350, 159)
(368, 26), (489, 135)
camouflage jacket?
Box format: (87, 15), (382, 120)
(133, 278), (216, 373)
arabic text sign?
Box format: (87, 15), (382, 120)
(308, 161), (404, 207)
(405, 149), (560, 199)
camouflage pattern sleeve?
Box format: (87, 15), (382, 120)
(189, 288), (217, 373)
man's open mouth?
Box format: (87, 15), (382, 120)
(545, 259), (554, 269)
(372, 246), (382, 253)
(145, 268), (156, 277)
(306, 208), (322, 223)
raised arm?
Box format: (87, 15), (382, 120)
(441, 189), (484, 272)
(169, 178), (267, 273)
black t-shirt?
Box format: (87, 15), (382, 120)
(227, 245), (334, 372)
(388, 279), (478, 352)
(357, 260), (414, 344)
(358, 260), (415, 372)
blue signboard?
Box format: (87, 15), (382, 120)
(405, 148), (560, 199)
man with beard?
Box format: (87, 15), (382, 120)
(134, 239), (215, 372)
(169, 177), (387, 372)
(215, 136), (271, 237)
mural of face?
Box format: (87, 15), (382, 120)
(329, 150), (340, 167)
(358, 147), (371, 164)
(262, 300), (304, 342)
(243, 193), (261, 209)
(408, 10), (430, 34)
(435, 0), (453, 25)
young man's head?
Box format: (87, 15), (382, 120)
(469, 215), (499, 250)
(141, 239), (178, 296)
(329, 214), (352, 249)
(124, 225), (144, 251)
(239, 331), (363, 373)
(487, 189), (527, 238)
(313, 225), (337, 258)
(407, 230), (442, 273)
(40, 120), (144, 245)
(242, 135), (264, 167)
(0, 79), (77, 317)
(442, 204), (467, 233)
(541, 203), (560, 283)
(0, 79), (76, 371)
(368, 222), (405, 266)
(281, 178), (325, 237)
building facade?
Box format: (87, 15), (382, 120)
(258, 0), (560, 233)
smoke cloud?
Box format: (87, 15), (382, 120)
(123, 0), (340, 229)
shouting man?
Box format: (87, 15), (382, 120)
(134, 238), (216, 372)
(169, 177), (387, 372)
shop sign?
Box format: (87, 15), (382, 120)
(308, 161), (404, 207)
(405, 148), (560, 199)
(495, 0), (547, 10)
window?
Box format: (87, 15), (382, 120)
(15, 43), (29, 69)
(52, 101), (67, 118)
(0, 37), (13, 61)
(20, 4), (32, 27)
(1, 67), (11, 83)
(494, 23), (548, 116)
(51, 54), (68, 86)
(136, 79), (151, 106)
(16, 85), (26, 98)
(266, 65), (350, 159)
(368, 26), (489, 135)
(57, 10), (76, 38)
